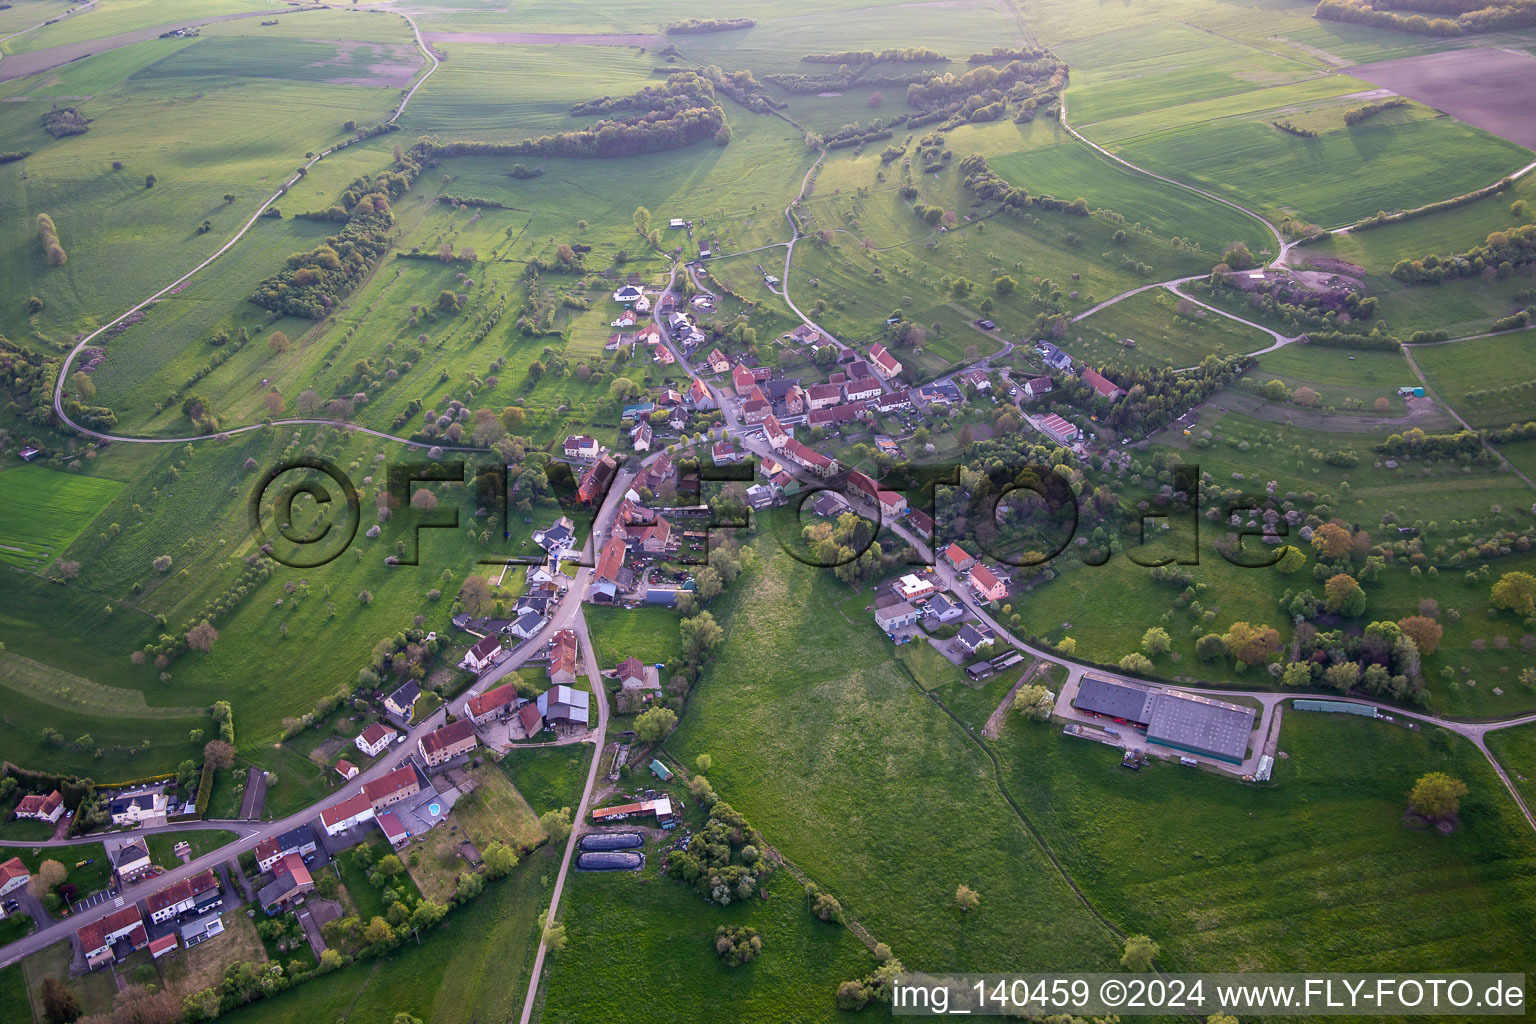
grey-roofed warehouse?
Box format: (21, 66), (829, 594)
(1072, 677), (1255, 764)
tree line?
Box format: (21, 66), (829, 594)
(424, 103), (728, 161)
(1344, 97), (1408, 125)
(35, 212), (66, 266)
(250, 161), (421, 319)
(802, 46), (949, 65)
(1391, 222), (1536, 284)
(1315, 0), (1536, 35)
(665, 17), (754, 33)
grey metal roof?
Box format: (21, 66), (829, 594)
(576, 851), (644, 871)
(1144, 691), (1255, 763)
(579, 832), (643, 851)
(1072, 677), (1154, 722)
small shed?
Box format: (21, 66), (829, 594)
(650, 759), (673, 781)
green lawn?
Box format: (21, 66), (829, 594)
(1070, 287), (1272, 370)
(144, 829), (237, 865)
(992, 711), (1536, 973)
(663, 537), (1121, 972)
(0, 963), (28, 1024)
(543, 862), (875, 1023)
(497, 744), (592, 816)
(0, 466), (123, 570)
(219, 846), (552, 1024)
(583, 604), (683, 669)
(0, 843), (110, 897)
(1485, 723), (1536, 807)
(1411, 333), (1536, 428)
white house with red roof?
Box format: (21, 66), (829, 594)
(460, 633), (506, 674)
(1081, 367), (1124, 400)
(868, 343), (902, 380)
(355, 722), (397, 758)
(77, 905), (146, 969)
(320, 792), (375, 836)
(0, 857), (29, 898)
(14, 789), (64, 823)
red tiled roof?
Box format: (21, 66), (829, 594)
(0, 857), (27, 889)
(594, 534), (626, 583)
(359, 723), (395, 747)
(16, 790), (62, 817)
(944, 543), (975, 566)
(467, 682), (518, 718)
(519, 703), (544, 734)
(363, 764), (418, 806)
(1081, 367), (1122, 398)
(420, 718), (477, 758)
(970, 563), (1003, 593)
(377, 811), (408, 840)
(468, 634), (501, 660)
(321, 792), (373, 828)
(78, 905), (142, 953)
(148, 934), (178, 955)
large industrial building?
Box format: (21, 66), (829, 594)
(1072, 677), (1255, 764)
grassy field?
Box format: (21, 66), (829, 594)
(1485, 723), (1536, 806)
(21, 939), (118, 1020)
(1411, 333), (1536, 428)
(541, 864), (875, 1023)
(0, 964), (27, 1024)
(144, 828), (237, 864)
(583, 604), (682, 668)
(221, 846), (553, 1024)
(0, 466), (123, 570)
(992, 711), (1536, 973)
(498, 744), (591, 816)
(663, 537), (1121, 972)
(0, 842), (110, 897)
(1070, 287), (1272, 370)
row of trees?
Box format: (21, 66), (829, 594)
(1391, 223), (1536, 284)
(1316, 0), (1536, 35)
(426, 103), (728, 162)
(36, 213), (66, 266)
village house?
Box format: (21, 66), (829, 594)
(363, 763), (421, 811)
(384, 680), (421, 719)
(761, 414), (789, 450)
(787, 324), (824, 345)
(14, 789), (64, 824)
(843, 376), (883, 402)
(706, 348), (731, 373)
(109, 791), (165, 827)
(1037, 341), (1073, 372)
(419, 718), (479, 767)
(907, 508), (934, 540)
(631, 421), (653, 451)
(562, 435), (600, 460)
(468, 682), (520, 724)
(785, 383), (809, 415)
(112, 837), (153, 886)
(653, 344), (674, 366)
(355, 722), (397, 758)
(811, 490), (850, 517)
(806, 383), (842, 411)
(956, 623), (997, 655)
(896, 573), (936, 602)
(335, 759), (359, 780)
(611, 308), (637, 328)
(1024, 376), (1053, 399)
(712, 440), (742, 464)
(77, 905), (147, 969)
(319, 792), (375, 836)
(783, 438), (838, 478)
(617, 656), (661, 692)
(916, 382), (963, 406)
(259, 853), (314, 912)
(548, 630), (580, 685)
(0, 858), (29, 899)
(878, 490), (908, 517)
(872, 389), (911, 413)
(612, 285), (644, 303)
(868, 343), (902, 380)
(460, 634), (506, 674)
(969, 563), (1008, 603)
(808, 403), (865, 429)
(944, 543), (978, 572)
(577, 453), (619, 504)
(960, 368), (991, 391)
(533, 516), (575, 557)
(689, 378), (715, 408)
(254, 825), (318, 873)
(145, 869), (221, 925)
(377, 811), (410, 849)
(874, 601), (921, 633)
(925, 592), (965, 623)
(1081, 367), (1124, 401)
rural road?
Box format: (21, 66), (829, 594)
(49, 8), (442, 449)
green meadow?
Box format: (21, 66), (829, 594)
(0, 465), (122, 569)
(1070, 287), (1272, 370)
(1411, 334), (1536, 428)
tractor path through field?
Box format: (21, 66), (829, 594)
(49, 8), (442, 446)
(1058, 89), (1290, 264)
(982, 658), (1044, 739)
(1402, 345), (1536, 492)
